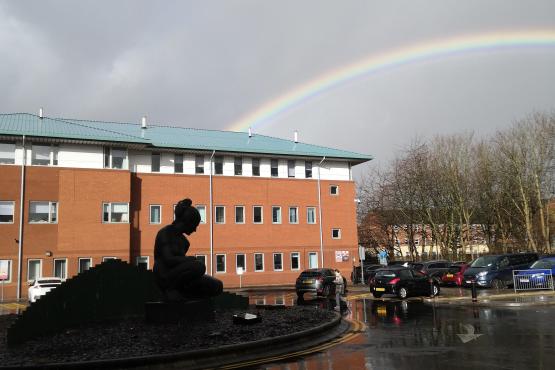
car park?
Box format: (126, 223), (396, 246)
(368, 267), (440, 299)
(295, 268), (340, 299)
(462, 253), (538, 289)
(441, 263), (469, 286)
(514, 257), (555, 288)
(28, 277), (63, 303)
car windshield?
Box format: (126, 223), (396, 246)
(375, 270), (397, 278)
(37, 279), (61, 285)
(39, 283), (61, 288)
(471, 256), (498, 268)
(299, 271), (321, 278)
(530, 260), (553, 269)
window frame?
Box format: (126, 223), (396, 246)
(290, 252), (300, 271)
(151, 152), (161, 172)
(78, 257), (92, 273)
(136, 256), (149, 270)
(270, 159), (278, 177)
(216, 254), (226, 273)
(174, 153), (184, 173)
(102, 202), (130, 224)
(253, 206), (263, 224)
(235, 205), (245, 224)
(103, 146), (128, 170)
(306, 207), (316, 224)
(252, 158), (260, 176)
(31, 144), (58, 166)
(272, 206), (282, 224)
(254, 253), (264, 272)
(195, 155), (205, 174)
(214, 156), (224, 175)
(27, 259), (42, 281)
(0, 200), (15, 224)
(308, 252), (318, 269)
(195, 255), (207, 266)
(288, 206), (299, 224)
(102, 257), (118, 262)
(215, 206), (226, 224)
(236, 253), (246, 273)
(149, 204), (162, 224)
(305, 161), (312, 178)
(196, 205), (207, 224)
(330, 185), (339, 195)
(287, 160), (295, 178)
(0, 142), (16, 165)
(29, 201), (58, 224)
(273, 253), (284, 271)
(332, 228), (342, 239)
(53, 258), (67, 280)
(234, 157), (243, 176)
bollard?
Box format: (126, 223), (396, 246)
(471, 279), (477, 303)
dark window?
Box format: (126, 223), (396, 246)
(216, 255), (226, 273)
(305, 161), (312, 178)
(412, 270), (426, 278)
(174, 154), (183, 173)
(287, 160), (295, 178)
(236, 254), (246, 271)
(252, 158), (260, 176)
(215, 156), (223, 175)
(195, 155), (204, 174)
(234, 157), (242, 175)
(253, 206), (263, 223)
(271, 159), (278, 177)
(255, 253), (264, 271)
(151, 152), (160, 172)
(195, 255), (206, 265)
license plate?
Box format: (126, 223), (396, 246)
(375, 287), (385, 292)
(446, 274), (453, 278)
(520, 279), (529, 283)
(303, 279), (314, 284)
(377, 307), (387, 317)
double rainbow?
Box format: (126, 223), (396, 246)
(227, 30), (555, 132)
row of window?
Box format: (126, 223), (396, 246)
(0, 251), (320, 283)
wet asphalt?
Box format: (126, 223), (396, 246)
(244, 289), (555, 370)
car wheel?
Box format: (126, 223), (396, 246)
(491, 279), (504, 289)
(397, 287), (408, 299)
(432, 284), (440, 297)
(373, 292), (383, 298)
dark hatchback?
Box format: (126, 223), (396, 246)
(295, 268), (337, 299)
(369, 267), (440, 299)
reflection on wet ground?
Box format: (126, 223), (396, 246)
(248, 293), (555, 370)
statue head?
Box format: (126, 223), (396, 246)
(173, 198), (201, 235)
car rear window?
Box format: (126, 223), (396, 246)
(447, 266), (462, 273)
(37, 279), (62, 285)
(39, 283), (61, 288)
(375, 270), (397, 278)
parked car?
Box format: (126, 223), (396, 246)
(441, 263), (469, 286)
(462, 253), (538, 289)
(514, 257), (555, 287)
(411, 260), (451, 281)
(28, 277), (63, 303)
(295, 268), (342, 299)
(368, 267), (440, 299)
(351, 264), (382, 284)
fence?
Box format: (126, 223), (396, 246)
(512, 269), (554, 293)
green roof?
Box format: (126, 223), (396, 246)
(0, 113), (372, 163)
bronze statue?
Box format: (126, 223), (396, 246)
(153, 198), (223, 301)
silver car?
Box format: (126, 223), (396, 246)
(28, 277), (63, 303)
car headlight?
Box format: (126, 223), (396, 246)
(477, 271), (488, 277)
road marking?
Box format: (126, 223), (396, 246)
(457, 324), (483, 343)
(0, 303), (27, 311)
(219, 318), (366, 369)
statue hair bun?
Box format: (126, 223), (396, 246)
(181, 198), (193, 208)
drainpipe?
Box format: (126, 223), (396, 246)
(209, 150), (215, 276)
(317, 156), (326, 268)
(17, 135), (26, 300)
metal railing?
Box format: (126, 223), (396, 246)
(512, 269), (554, 293)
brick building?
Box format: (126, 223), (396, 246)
(0, 113), (371, 300)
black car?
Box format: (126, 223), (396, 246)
(368, 267), (440, 299)
(351, 264), (383, 284)
(295, 268), (339, 299)
(411, 260), (451, 281)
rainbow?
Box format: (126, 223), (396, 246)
(227, 30), (555, 132)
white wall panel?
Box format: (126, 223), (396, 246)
(129, 150), (150, 173)
(183, 154), (195, 175)
(260, 158), (271, 177)
(58, 144), (103, 169)
(160, 153), (173, 174)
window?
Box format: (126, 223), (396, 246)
(271, 159), (278, 177)
(0, 142), (15, 164)
(308, 252), (318, 269)
(196, 205), (206, 224)
(253, 206), (263, 224)
(236, 254), (246, 272)
(195, 255), (206, 266)
(287, 160), (295, 178)
(275, 296), (285, 305)
(103, 147), (127, 169)
(234, 157), (243, 175)
(0, 260), (12, 282)
(53, 259), (67, 279)
(305, 161), (312, 178)
(215, 156), (223, 175)
(103, 257), (117, 262)
(252, 158), (260, 176)
(291, 252), (300, 271)
(78, 258), (92, 273)
(215, 206), (225, 224)
(272, 206), (281, 224)
(136, 256), (149, 270)
(235, 206), (245, 224)
(254, 253), (264, 272)
(330, 185), (339, 195)
(307, 207), (316, 224)
(288, 207), (298, 224)
(27, 259), (41, 281)
(150, 205), (161, 224)
(273, 253), (283, 271)
(151, 152), (160, 172)
(174, 154), (183, 173)
(0, 201), (15, 223)
(32, 144), (58, 166)
(216, 254), (226, 273)
(332, 228), (341, 239)
(102, 202), (129, 223)
(195, 155), (205, 174)
(29, 201), (58, 223)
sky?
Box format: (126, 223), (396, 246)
(1, 0), (554, 179)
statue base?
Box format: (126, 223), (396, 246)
(145, 300), (214, 324)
